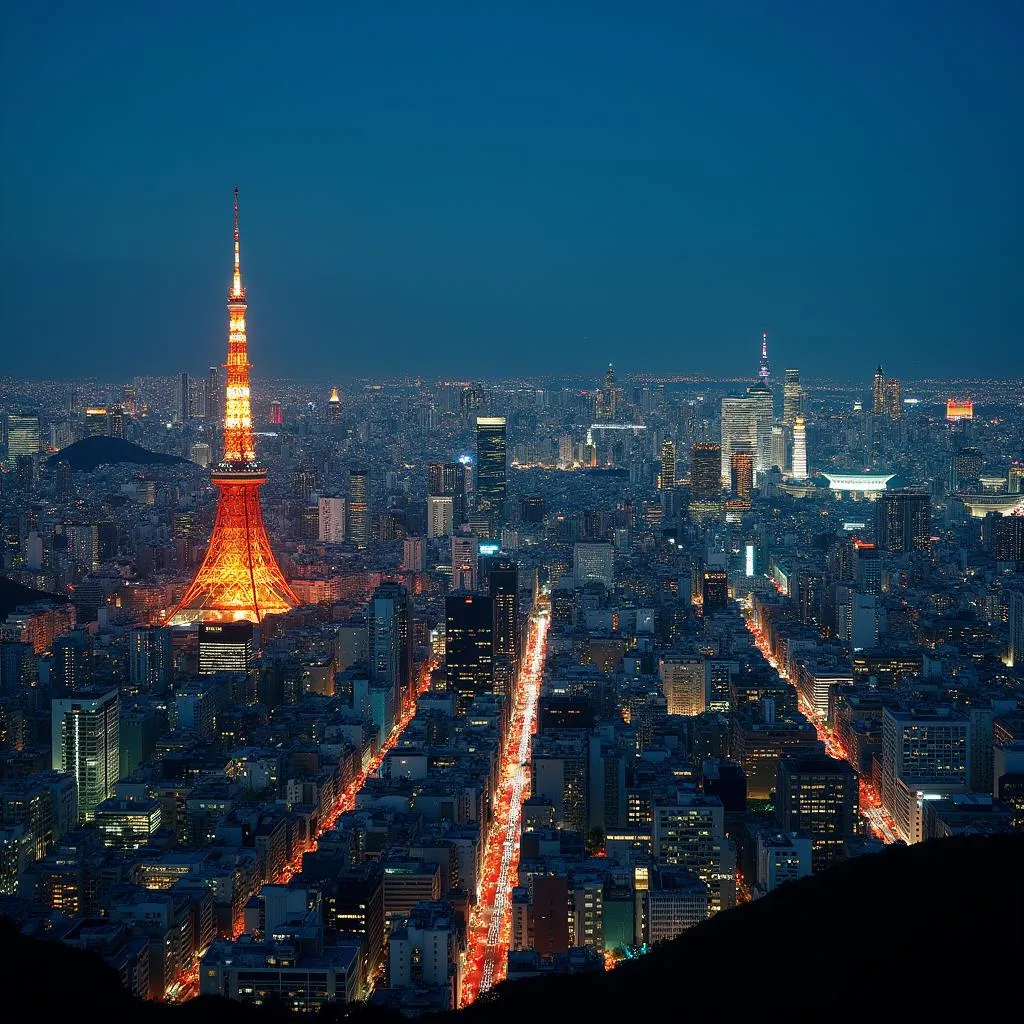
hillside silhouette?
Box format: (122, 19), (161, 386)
(3, 834), (1021, 1022)
(47, 436), (191, 473)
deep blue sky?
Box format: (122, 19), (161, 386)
(2, 2), (1022, 381)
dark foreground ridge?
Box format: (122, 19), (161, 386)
(0, 575), (69, 619)
(47, 436), (192, 473)
(3, 834), (1021, 1022)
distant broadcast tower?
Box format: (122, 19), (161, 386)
(758, 331), (770, 383)
(166, 189), (301, 626)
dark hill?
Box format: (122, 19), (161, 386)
(48, 436), (192, 473)
(2, 834), (1021, 1021)
(0, 576), (69, 619)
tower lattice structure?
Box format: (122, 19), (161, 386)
(167, 189), (301, 626)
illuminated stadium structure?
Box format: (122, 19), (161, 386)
(820, 472), (896, 493)
(958, 494), (1024, 519)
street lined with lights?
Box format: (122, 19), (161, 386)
(461, 606), (550, 1004)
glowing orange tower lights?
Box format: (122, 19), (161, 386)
(166, 189), (301, 626)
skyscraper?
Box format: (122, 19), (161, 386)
(427, 462), (466, 527)
(875, 491), (931, 552)
(427, 495), (455, 539)
(327, 387), (342, 423)
(730, 451), (753, 499)
(782, 368), (802, 425)
(4, 412), (39, 469)
(51, 689), (119, 822)
(488, 555), (519, 700)
(776, 755), (858, 871)
(721, 384), (772, 485)
(884, 378), (903, 420)
(659, 437), (676, 490)
(791, 414), (807, 479)
(452, 530), (478, 591)
(198, 621), (254, 674)
(445, 593), (494, 715)
(596, 364), (618, 422)
(177, 372), (192, 424)
(475, 417), (507, 535)
(165, 190), (300, 626)
(1009, 591), (1024, 669)
(369, 583), (413, 715)
(872, 366), (885, 415)
(318, 497), (346, 543)
(348, 469), (370, 549)
(207, 366), (220, 427)
(690, 443), (722, 501)
(128, 626), (174, 693)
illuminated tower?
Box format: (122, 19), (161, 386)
(782, 368), (802, 425)
(758, 332), (770, 383)
(167, 190), (301, 626)
(327, 387), (342, 424)
(659, 437), (676, 490)
(872, 366), (885, 415)
(791, 414), (808, 480)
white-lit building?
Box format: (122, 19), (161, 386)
(573, 543), (614, 589)
(659, 656), (706, 716)
(318, 497), (346, 544)
(51, 689), (120, 822)
(427, 495), (455, 538)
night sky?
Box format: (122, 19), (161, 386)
(2, 2), (1022, 381)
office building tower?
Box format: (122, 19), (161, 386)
(949, 447), (984, 493)
(348, 469), (370, 549)
(451, 531), (478, 591)
(107, 406), (126, 439)
(776, 755), (858, 871)
(369, 583), (414, 714)
(690, 443), (721, 500)
(318, 497), (346, 543)
(874, 491), (931, 552)
(991, 516), (1024, 564)
(196, 622), (252, 676)
(165, 190), (300, 625)
(51, 689), (119, 822)
(872, 366), (885, 415)
(1009, 461), (1024, 494)
(884, 378), (903, 420)
(488, 555), (519, 696)
(4, 412), (39, 468)
(791, 414), (807, 479)
(1009, 591), (1024, 668)
(83, 407), (108, 437)
(770, 424), (786, 473)
(520, 496), (546, 524)
(444, 593), (494, 715)
(128, 627), (174, 693)
(782, 368), (802, 425)
(659, 437), (676, 490)
(327, 387), (342, 423)
(701, 569), (729, 612)
(721, 384), (772, 485)
(177, 372), (191, 424)
(268, 400), (283, 426)
(427, 462), (467, 526)
(853, 539), (881, 593)
(190, 443), (212, 468)
(730, 451), (753, 499)
(427, 495), (455, 539)
(388, 900), (462, 1003)
(206, 366), (219, 426)
(475, 417), (507, 534)
(660, 656), (706, 716)
(881, 707), (971, 844)
(573, 542), (614, 589)
(403, 536), (425, 573)
(596, 364), (618, 422)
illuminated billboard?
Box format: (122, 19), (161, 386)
(946, 399), (973, 422)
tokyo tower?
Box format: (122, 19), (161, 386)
(166, 189), (301, 626)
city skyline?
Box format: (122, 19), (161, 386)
(3, 4), (1023, 379)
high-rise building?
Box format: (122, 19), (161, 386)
(721, 385), (771, 485)
(198, 621), (253, 674)
(770, 424), (787, 473)
(451, 531), (478, 591)
(660, 656), (706, 716)
(427, 462), (466, 526)
(949, 447), (984, 493)
(730, 451), (753, 499)
(190, 443), (213, 468)
(292, 467), (317, 503)
(165, 190), (301, 626)
(690, 443), (721, 501)
(520, 496), (546, 524)
(701, 570), (729, 612)
(573, 543), (614, 589)
(881, 707), (970, 844)
(318, 497), (346, 543)
(659, 437), (676, 490)
(596, 364), (618, 422)
(4, 412), (39, 469)
(369, 583), (413, 715)
(1008, 462), (1024, 494)
(327, 387), (342, 423)
(445, 593), (494, 715)
(791, 414), (807, 479)
(782, 368), (802, 425)
(874, 491), (931, 552)
(1009, 591), (1024, 669)
(884, 377), (903, 420)
(488, 555), (519, 697)
(402, 536), (425, 573)
(268, 400), (283, 426)
(177, 372), (192, 424)
(128, 626), (174, 693)
(348, 469), (370, 549)
(427, 495), (455, 539)
(776, 755), (858, 871)
(872, 366), (885, 415)
(475, 417), (507, 535)
(51, 689), (119, 822)
(206, 366), (220, 427)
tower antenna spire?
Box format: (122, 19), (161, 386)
(758, 330), (770, 381)
(231, 186), (243, 299)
